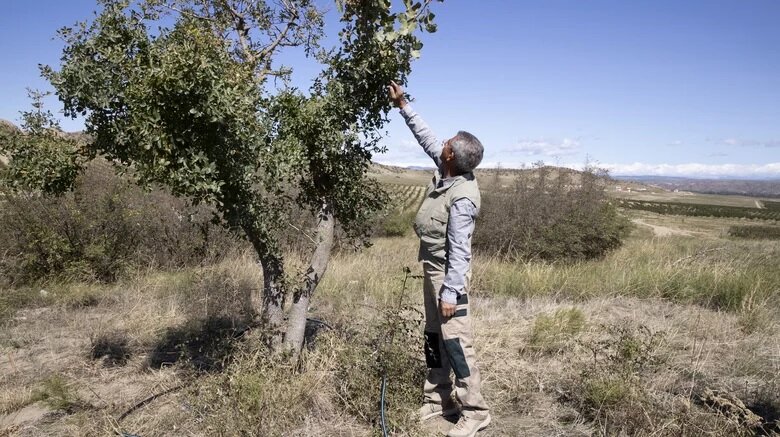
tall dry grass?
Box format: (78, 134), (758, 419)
(473, 237), (779, 313)
(2, 218), (779, 435)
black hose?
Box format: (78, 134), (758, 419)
(378, 268), (418, 437)
(380, 370), (389, 437)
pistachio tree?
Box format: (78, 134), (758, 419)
(38, 0), (440, 352)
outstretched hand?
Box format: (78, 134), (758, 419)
(387, 81), (407, 108)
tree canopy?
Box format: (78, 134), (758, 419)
(25, 0), (441, 351)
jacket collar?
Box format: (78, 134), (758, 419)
(431, 169), (474, 194)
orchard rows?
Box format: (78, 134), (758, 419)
(387, 184), (425, 212)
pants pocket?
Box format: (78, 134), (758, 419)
(443, 338), (471, 379)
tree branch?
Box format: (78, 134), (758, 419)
(412, 0), (436, 20)
(219, 0), (257, 64)
(164, 4), (216, 22)
(259, 12), (299, 61)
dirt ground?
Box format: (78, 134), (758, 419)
(2, 288), (778, 435)
(630, 219), (694, 237)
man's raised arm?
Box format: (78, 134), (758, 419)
(388, 81), (443, 168)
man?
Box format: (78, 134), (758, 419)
(388, 81), (490, 437)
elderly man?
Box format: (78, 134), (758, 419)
(388, 81), (490, 437)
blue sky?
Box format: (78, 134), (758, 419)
(1, 1), (779, 178)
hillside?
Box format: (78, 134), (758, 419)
(369, 162), (666, 197)
(615, 175), (780, 198)
(370, 163), (780, 209)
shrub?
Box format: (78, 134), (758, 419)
(379, 208), (417, 237)
(191, 301), (425, 435)
(0, 159), (241, 285)
(331, 289), (425, 433)
(568, 323), (666, 435)
(474, 164), (630, 262)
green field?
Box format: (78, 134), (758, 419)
(611, 190), (769, 208)
(615, 197), (780, 221)
(763, 200), (780, 211)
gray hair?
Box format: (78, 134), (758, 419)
(451, 130), (484, 174)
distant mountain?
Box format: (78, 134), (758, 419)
(614, 175), (780, 182)
(614, 175), (780, 198)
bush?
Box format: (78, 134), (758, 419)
(378, 208), (417, 237)
(728, 225), (780, 240)
(191, 301), (425, 435)
(195, 349), (330, 434)
(474, 164), (630, 262)
(569, 323), (666, 435)
(333, 304), (425, 433)
(0, 159), (241, 284)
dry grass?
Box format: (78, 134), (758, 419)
(1, 212), (779, 436)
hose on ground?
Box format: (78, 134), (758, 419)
(380, 371), (389, 437)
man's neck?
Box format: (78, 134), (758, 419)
(441, 162), (456, 178)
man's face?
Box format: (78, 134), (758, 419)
(441, 135), (457, 164)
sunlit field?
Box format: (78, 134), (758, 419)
(1, 172), (778, 436)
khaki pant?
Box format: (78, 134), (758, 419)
(422, 262), (489, 417)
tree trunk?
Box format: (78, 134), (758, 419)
(261, 255), (287, 340)
(243, 224), (287, 345)
(284, 202), (335, 353)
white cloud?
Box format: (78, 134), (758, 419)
(506, 138), (581, 157)
(595, 162), (780, 178)
(375, 138), (436, 167)
(720, 138), (780, 148)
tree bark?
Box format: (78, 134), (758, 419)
(261, 255), (287, 339)
(284, 202), (335, 354)
(243, 223), (287, 345)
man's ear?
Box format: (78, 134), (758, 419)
(446, 149), (456, 162)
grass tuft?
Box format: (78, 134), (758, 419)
(30, 374), (84, 412)
(89, 330), (132, 366)
(527, 307), (586, 354)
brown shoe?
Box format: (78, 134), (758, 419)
(418, 401), (461, 421)
(447, 412), (491, 437)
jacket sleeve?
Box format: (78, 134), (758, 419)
(440, 198), (477, 304)
(399, 104), (443, 168)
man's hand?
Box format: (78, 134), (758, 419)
(439, 300), (456, 318)
(387, 81), (407, 108)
